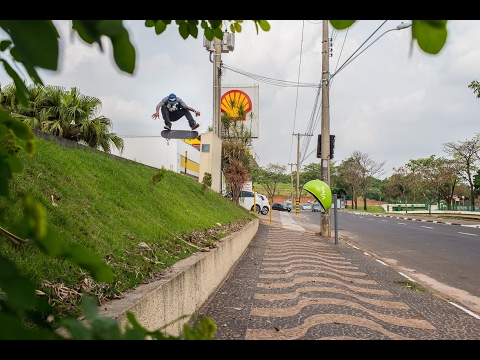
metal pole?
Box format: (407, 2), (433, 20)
(213, 36), (222, 192)
(213, 37), (222, 137)
(333, 194), (338, 244)
(296, 133), (300, 215)
(320, 20), (331, 237)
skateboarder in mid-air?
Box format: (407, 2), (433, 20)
(151, 93), (200, 131)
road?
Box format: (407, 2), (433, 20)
(291, 209), (480, 315)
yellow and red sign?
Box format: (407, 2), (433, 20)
(221, 84), (259, 138)
(221, 89), (252, 120)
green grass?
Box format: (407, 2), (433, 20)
(394, 279), (427, 292)
(0, 136), (256, 320)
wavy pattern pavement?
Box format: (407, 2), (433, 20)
(198, 217), (480, 339)
(241, 228), (435, 339)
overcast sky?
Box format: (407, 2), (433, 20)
(2, 20), (479, 179)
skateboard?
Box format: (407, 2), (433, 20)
(161, 129), (199, 140)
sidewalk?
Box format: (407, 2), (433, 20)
(196, 210), (480, 340)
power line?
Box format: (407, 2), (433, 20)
(222, 64), (320, 89)
(289, 20), (305, 166)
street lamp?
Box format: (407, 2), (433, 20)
(320, 21), (411, 238)
(330, 22), (412, 82)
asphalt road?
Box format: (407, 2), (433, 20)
(294, 210), (480, 315)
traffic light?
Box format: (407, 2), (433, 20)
(316, 134), (335, 159)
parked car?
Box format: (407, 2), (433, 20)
(236, 190), (264, 213)
(311, 202), (324, 212)
(300, 203), (312, 210)
(257, 193), (270, 215)
(272, 202), (291, 212)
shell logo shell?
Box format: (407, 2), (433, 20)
(221, 90), (252, 120)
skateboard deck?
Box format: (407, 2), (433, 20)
(161, 129), (199, 140)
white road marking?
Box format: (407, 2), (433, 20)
(458, 232), (477, 236)
(398, 272), (415, 282)
(421, 226), (434, 229)
(397, 222), (406, 225)
(448, 302), (480, 320)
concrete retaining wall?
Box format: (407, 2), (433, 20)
(97, 218), (259, 337)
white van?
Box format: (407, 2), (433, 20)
(238, 190), (269, 215)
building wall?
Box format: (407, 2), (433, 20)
(111, 135), (200, 179)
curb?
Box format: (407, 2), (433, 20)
(97, 218), (259, 337)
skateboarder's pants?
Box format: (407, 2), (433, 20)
(161, 106), (196, 128)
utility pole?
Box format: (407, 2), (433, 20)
(293, 133), (313, 215)
(213, 37), (222, 138)
(320, 20), (332, 237)
(288, 163), (295, 204)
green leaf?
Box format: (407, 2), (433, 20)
(0, 60), (30, 106)
(0, 40), (12, 51)
(0, 256), (37, 310)
(4, 114), (35, 141)
(412, 20), (448, 54)
(330, 20), (356, 30)
(4, 154), (23, 173)
(209, 20), (222, 29)
(187, 20), (199, 38)
(63, 243), (114, 282)
(257, 20), (270, 32)
(72, 20), (101, 46)
(234, 22), (242, 32)
(22, 194), (48, 240)
(60, 318), (91, 340)
(144, 20), (155, 28)
(90, 316), (123, 339)
(23, 63), (46, 85)
(154, 21), (167, 35)
(178, 22), (189, 39)
(81, 294), (99, 320)
(204, 28), (214, 41)
(0, 313), (57, 340)
(109, 27), (136, 74)
(0, 20), (58, 70)
(213, 27), (224, 40)
(0, 177), (8, 196)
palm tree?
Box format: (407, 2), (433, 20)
(1, 83), (123, 154)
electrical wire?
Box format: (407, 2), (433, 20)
(289, 20), (305, 165)
(222, 64), (320, 89)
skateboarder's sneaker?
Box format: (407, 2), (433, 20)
(164, 125), (171, 131)
(191, 123), (200, 130)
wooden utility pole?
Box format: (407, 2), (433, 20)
(288, 163), (295, 204)
(293, 133), (313, 215)
(320, 20), (332, 237)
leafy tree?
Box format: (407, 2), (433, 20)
(349, 151), (385, 211)
(468, 80), (480, 98)
(443, 134), (480, 210)
(1, 83), (124, 153)
(389, 166), (415, 209)
(407, 156), (459, 213)
(254, 163), (286, 205)
(220, 111), (254, 206)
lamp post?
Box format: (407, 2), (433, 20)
(320, 21), (411, 237)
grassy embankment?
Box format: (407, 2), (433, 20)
(0, 136), (256, 321)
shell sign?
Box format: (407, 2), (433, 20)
(221, 90), (252, 120)
(221, 84), (259, 138)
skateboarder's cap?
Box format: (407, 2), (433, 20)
(168, 93), (177, 104)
